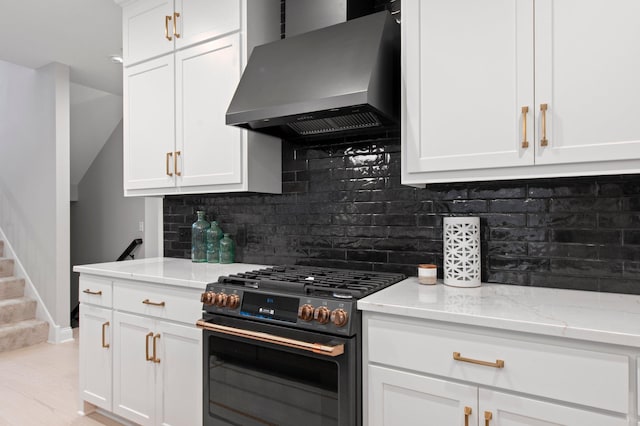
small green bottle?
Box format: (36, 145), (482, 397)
(206, 221), (223, 263)
(191, 211), (209, 263)
(219, 233), (235, 264)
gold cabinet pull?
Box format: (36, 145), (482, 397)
(521, 106), (529, 148)
(173, 12), (180, 38)
(174, 151), (181, 176)
(166, 152), (173, 176)
(540, 103), (548, 146)
(142, 299), (166, 307)
(152, 333), (161, 363)
(145, 332), (154, 361)
(464, 406), (472, 426)
(164, 15), (172, 41)
(101, 321), (110, 348)
(484, 411), (493, 426)
(82, 289), (102, 296)
(453, 352), (504, 368)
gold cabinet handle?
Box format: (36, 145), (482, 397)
(464, 406), (472, 426)
(521, 106), (529, 148)
(166, 152), (173, 176)
(145, 332), (153, 361)
(174, 151), (181, 176)
(82, 289), (102, 296)
(142, 299), (166, 307)
(540, 103), (548, 147)
(153, 333), (161, 363)
(101, 321), (110, 348)
(173, 12), (180, 38)
(453, 352), (504, 368)
(484, 411), (493, 426)
(164, 15), (172, 41)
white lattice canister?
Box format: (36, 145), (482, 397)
(443, 217), (481, 287)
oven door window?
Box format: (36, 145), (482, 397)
(207, 334), (339, 426)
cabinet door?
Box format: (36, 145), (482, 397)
(124, 54), (176, 191)
(175, 34), (243, 187)
(368, 365), (477, 426)
(535, 0), (640, 165)
(174, 0), (241, 50)
(155, 321), (202, 426)
(79, 305), (112, 411)
(403, 0), (534, 178)
(479, 389), (628, 426)
(113, 312), (156, 426)
(123, 0), (175, 65)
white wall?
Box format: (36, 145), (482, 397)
(70, 120), (147, 310)
(0, 60), (71, 342)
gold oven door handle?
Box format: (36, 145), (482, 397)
(453, 352), (504, 368)
(145, 332), (154, 361)
(83, 289), (102, 296)
(101, 321), (110, 348)
(540, 103), (548, 147)
(164, 15), (172, 41)
(521, 106), (529, 148)
(196, 320), (345, 357)
(142, 299), (166, 307)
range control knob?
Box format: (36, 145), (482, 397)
(298, 304), (314, 321)
(201, 291), (216, 306)
(214, 293), (228, 307)
(330, 309), (349, 327)
(314, 306), (331, 324)
(225, 294), (240, 309)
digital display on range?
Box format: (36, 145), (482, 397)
(240, 292), (300, 323)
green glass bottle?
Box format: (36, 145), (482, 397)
(219, 233), (235, 264)
(206, 221), (223, 263)
(191, 211), (209, 263)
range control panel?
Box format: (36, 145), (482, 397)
(201, 284), (358, 336)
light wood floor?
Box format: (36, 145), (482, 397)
(0, 329), (122, 426)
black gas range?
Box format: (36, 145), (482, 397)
(198, 265), (405, 426)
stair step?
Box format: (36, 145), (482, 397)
(0, 257), (14, 278)
(0, 277), (25, 300)
(0, 319), (49, 353)
(0, 297), (37, 325)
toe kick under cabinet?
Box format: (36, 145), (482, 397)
(363, 313), (636, 426)
(79, 275), (203, 426)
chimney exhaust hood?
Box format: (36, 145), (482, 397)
(225, 11), (400, 139)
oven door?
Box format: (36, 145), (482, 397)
(198, 314), (359, 426)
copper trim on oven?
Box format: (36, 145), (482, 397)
(196, 319), (344, 357)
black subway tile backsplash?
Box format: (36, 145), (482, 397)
(163, 0), (640, 294)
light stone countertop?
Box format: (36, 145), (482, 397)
(358, 277), (640, 348)
(73, 257), (269, 290)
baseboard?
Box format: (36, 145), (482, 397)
(48, 325), (74, 344)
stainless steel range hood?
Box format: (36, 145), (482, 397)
(226, 11), (399, 139)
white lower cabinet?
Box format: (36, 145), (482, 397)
(79, 304), (113, 411)
(79, 276), (203, 426)
(369, 365), (477, 426)
(363, 312), (632, 426)
(113, 312), (201, 426)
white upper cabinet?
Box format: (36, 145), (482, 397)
(119, 0), (282, 196)
(534, 0), (640, 165)
(403, 0), (640, 185)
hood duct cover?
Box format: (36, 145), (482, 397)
(226, 11), (400, 139)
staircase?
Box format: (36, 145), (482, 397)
(0, 240), (49, 352)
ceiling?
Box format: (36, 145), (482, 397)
(0, 0), (123, 95)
